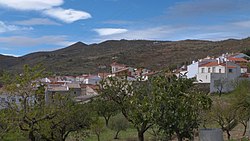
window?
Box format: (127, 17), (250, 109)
(229, 69), (233, 73)
(11, 97), (15, 103)
(208, 68), (211, 73)
(219, 69), (222, 73)
(201, 68), (205, 73)
(212, 67), (215, 73)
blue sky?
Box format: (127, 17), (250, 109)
(1, 0), (250, 56)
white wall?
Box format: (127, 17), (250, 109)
(196, 73), (211, 83)
(187, 61), (198, 78)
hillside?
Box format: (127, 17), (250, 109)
(1, 38), (250, 75)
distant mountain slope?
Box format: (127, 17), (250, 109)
(1, 38), (250, 75)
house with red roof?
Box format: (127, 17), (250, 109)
(110, 62), (127, 74)
(196, 58), (241, 93)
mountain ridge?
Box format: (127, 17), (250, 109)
(1, 38), (250, 75)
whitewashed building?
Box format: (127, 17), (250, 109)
(196, 59), (241, 93)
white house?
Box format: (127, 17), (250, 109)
(196, 60), (241, 93)
(186, 61), (198, 78)
(83, 75), (101, 85)
(110, 62), (127, 74)
(183, 57), (218, 79)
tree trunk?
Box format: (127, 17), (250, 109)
(29, 131), (36, 141)
(243, 124), (247, 136)
(104, 117), (109, 127)
(226, 130), (231, 140)
(97, 134), (100, 141)
(176, 132), (183, 141)
(114, 130), (120, 139)
(138, 131), (144, 141)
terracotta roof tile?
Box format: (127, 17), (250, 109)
(228, 57), (248, 62)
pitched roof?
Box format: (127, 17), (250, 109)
(47, 86), (68, 91)
(200, 62), (236, 68)
(67, 83), (80, 89)
(113, 68), (129, 73)
(228, 57), (248, 62)
(110, 62), (126, 67)
(200, 62), (219, 67)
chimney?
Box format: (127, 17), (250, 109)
(216, 58), (220, 64)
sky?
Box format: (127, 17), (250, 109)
(1, 0), (250, 56)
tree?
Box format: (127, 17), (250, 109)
(153, 74), (212, 141)
(91, 117), (105, 141)
(231, 80), (250, 136)
(91, 97), (119, 127)
(109, 114), (129, 139)
(100, 77), (156, 141)
(0, 65), (55, 141)
(0, 65), (92, 141)
(210, 100), (238, 140)
(236, 108), (250, 136)
(38, 97), (92, 141)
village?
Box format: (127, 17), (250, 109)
(1, 52), (249, 109)
(33, 52), (250, 103)
(0, 52), (250, 141)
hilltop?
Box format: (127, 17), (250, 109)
(1, 38), (250, 75)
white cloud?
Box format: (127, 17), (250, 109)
(14, 18), (60, 26)
(0, 21), (32, 33)
(92, 22), (250, 42)
(167, 0), (250, 17)
(1, 53), (20, 57)
(233, 20), (250, 28)
(0, 0), (63, 11)
(43, 8), (91, 23)
(93, 26), (182, 41)
(0, 0), (91, 23)
(0, 35), (74, 47)
(94, 28), (128, 36)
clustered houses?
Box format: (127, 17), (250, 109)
(110, 62), (151, 80)
(42, 75), (101, 103)
(0, 61), (153, 108)
(177, 53), (250, 93)
(42, 62), (152, 103)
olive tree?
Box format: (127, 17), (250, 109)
(91, 97), (119, 127)
(210, 99), (238, 140)
(100, 77), (156, 141)
(0, 65), (92, 141)
(153, 74), (212, 141)
(232, 80), (250, 136)
(109, 114), (129, 139)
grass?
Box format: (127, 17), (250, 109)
(67, 124), (155, 141)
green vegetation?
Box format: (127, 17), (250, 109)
(0, 65), (92, 141)
(99, 74), (211, 141)
(1, 65), (250, 141)
(109, 114), (129, 139)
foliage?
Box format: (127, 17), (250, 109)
(91, 97), (119, 127)
(91, 117), (105, 141)
(231, 80), (250, 136)
(210, 100), (238, 140)
(100, 77), (156, 141)
(109, 114), (129, 139)
(152, 74), (212, 141)
(99, 74), (211, 141)
(0, 65), (92, 141)
(38, 98), (92, 141)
